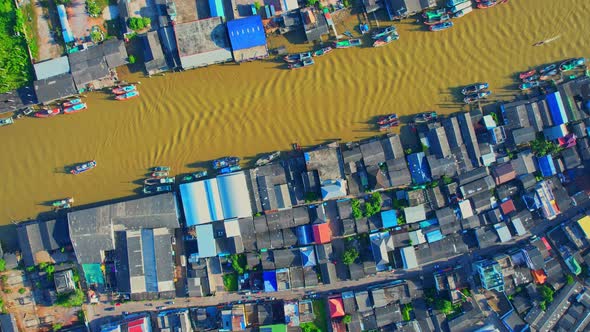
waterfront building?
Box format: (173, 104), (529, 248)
(17, 218), (69, 267)
(142, 31), (169, 75)
(174, 17), (233, 70)
(227, 16), (269, 62)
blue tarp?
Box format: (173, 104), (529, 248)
(263, 271), (277, 292)
(537, 155), (556, 177)
(407, 152), (431, 185)
(57, 5), (74, 43)
(209, 0), (225, 18)
(296, 224), (313, 245)
(381, 210), (398, 228)
(426, 229), (444, 243)
(546, 91), (568, 125)
(227, 16), (267, 51)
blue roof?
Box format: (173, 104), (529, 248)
(419, 218), (439, 229)
(546, 91), (568, 125)
(537, 155), (556, 177)
(407, 152), (431, 185)
(226, 16), (267, 51)
(209, 0), (225, 17)
(300, 247), (317, 267)
(543, 124), (568, 141)
(426, 229), (444, 243)
(296, 224), (313, 246)
(195, 224), (217, 258)
(57, 5), (74, 43)
(381, 210), (398, 228)
(263, 271), (277, 292)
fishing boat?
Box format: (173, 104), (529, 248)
(377, 113), (398, 125)
(63, 103), (87, 114)
(539, 69), (558, 80)
(461, 82), (489, 95)
(0, 117), (14, 127)
(423, 8), (446, 20)
(463, 91), (491, 104)
(414, 112), (437, 123)
(373, 34), (398, 47)
(539, 64), (557, 75)
(153, 166), (171, 172)
(429, 21), (453, 31)
(112, 85), (136, 95)
(289, 58), (315, 70)
(519, 69), (537, 80)
(256, 151), (281, 166)
(522, 75), (540, 83)
(182, 171), (208, 182)
(151, 171), (169, 177)
(144, 177), (175, 186)
(359, 23), (369, 34)
(476, 0), (498, 9)
(446, 0), (470, 6)
(219, 165), (242, 174)
(212, 156), (240, 170)
(312, 47), (333, 57)
(448, 1), (472, 13)
(334, 39), (362, 49)
(343, 31), (354, 38)
(424, 14), (450, 25)
(371, 26), (396, 40)
(34, 108), (61, 118)
(115, 90), (140, 100)
(52, 197), (74, 209)
(62, 98), (82, 107)
(71, 160), (97, 175)
(143, 185), (172, 195)
(452, 7), (473, 18)
(560, 58), (586, 72)
(519, 81), (541, 90)
(379, 120), (399, 131)
(283, 52), (312, 63)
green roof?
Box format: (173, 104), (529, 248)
(259, 324), (287, 332)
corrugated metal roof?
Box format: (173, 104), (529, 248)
(34, 56), (70, 80)
(537, 155), (556, 177)
(577, 216), (590, 239)
(426, 229), (444, 243)
(407, 152), (431, 185)
(196, 224), (217, 257)
(381, 209), (397, 228)
(546, 91), (568, 125)
(227, 16), (267, 51)
(209, 0), (225, 17)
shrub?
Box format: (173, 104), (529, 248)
(402, 303), (413, 321)
(128, 17), (151, 31)
(441, 175), (453, 185)
(531, 137), (561, 156)
(229, 254), (246, 275)
(222, 273), (238, 291)
(435, 298), (453, 315)
(86, 0), (102, 17)
(253, 1), (261, 10)
(52, 323), (63, 331)
(128, 55), (136, 64)
(342, 314), (351, 324)
(0, 259), (5, 272)
(351, 199), (363, 219)
(566, 274), (574, 285)
(56, 289), (84, 307)
(18, 287), (26, 294)
(342, 248), (359, 265)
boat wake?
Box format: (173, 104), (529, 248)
(533, 35), (561, 47)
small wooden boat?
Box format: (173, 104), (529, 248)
(182, 171), (208, 182)
(519, 69), (537, 80)
(359, 23), (369, 34)
(379, 120), (399, 131)
(461, 82), (489, 95)
(371, 26), (396, 40)
(153, 166), (171, 172)
(62, 98), (82, 107)
(560, 58), (586, 72)
(373, 33), (399, 47)
(448, 1), (472, 14)
(343, 31), (354, 38)
(256, 151), (281, 166)
(151, 171), (169, 177)
(463, 91), (491, 104)
(212, 156), (240, 170)
(34, 108), (61, 118)
(71, 160), (97, 175)
(283, 52), (312, 63)
(519, 81), (541, 90)
(539, 69), (558, 81)
(289, 58), (315, 70)
(423, 8), (446, 20)
(414, 112), (437, 123)
(377, 113), (398, 125)
(52, 197), (74, 209)
(477, 0), (498, 9)
(112, 85), (136, 95)
(143, 185), (172, 195)
(522, 75), (540, 83)
(219, 165), (242, 174)
(429, 21), (453, 31)
(0, 117), (14, 127)
(115, 90), (140, 100)
(452, 7), (473, 18)
(63, 103), (87, 114)
(539, 64), (557, 75)
(334, 39), (362, 49)
(312, 47), (333, 57)
(424, 14), (450, 25)
(144, 177), (175, 186)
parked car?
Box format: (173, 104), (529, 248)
(164, 301), (174, 305)
(156, 306), (167, 310)
(122, 311), (129, 316)
(105, 307), (115, 311)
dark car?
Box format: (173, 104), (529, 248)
(105, 307), (115, 311)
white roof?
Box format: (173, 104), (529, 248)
(404, 205), (426, 224)
(34, 56), (70, 80)
(217, 172), (252, 219)
(458, 200), (474, 219)
(224, 218), (241, 237)
(401, 246), (418, 270)
(408, 230), (426, 245)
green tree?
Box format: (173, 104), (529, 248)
(52, 323), (63, 331)
(0, 259), (5, 272)
(86, 0), (102, 17)
(342, 247), (359, 265)
(128, 17), (151, 31)
(351, 199), (363, 219)
(229, 254), (246, 275)
(405, 148), (413, 155)
(441, 175), (453, 185)
(301, 322), (320, 332)
(56, 289), (84, 307)
(77, 309), (86, 322)
(531, 137), (561, 157)
(435, 298), (453, 315)
(18, 287), (25, 294)
(402, 303), (413, 321)
(129, 55), (136, 64)
(539, 285), (554, 304)
(429, 180), (439, 188)
(253, 1), (261, 10)
(222, 273), (238, 291)
(566, 274), (574, 285)
(342, 314), (351, 324)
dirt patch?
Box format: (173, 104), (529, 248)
(33, 0), (64, 61)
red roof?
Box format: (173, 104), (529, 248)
(328, 297), (345, 318)
(531, 269), (547, 284)
(313, 223), (332, 244)
(500, 199), (516, 215)
(541, 237), (552, 251)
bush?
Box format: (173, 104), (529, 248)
(128, 17), (151, 31)
(253, 1), (261, 10)
(531, 137), (561, 156)
(0, 259), (5, 272)
(52, 323), (63, 331)
(229, 254), (246, 275)
(441, 175), (453, 185)
(566, 274), (574, 285)
(342, 314), (351, 324)
(56, 289), (84, 307)
(342, 247), (359, 265)
(18, 287), (25, 294)
(351, 199), (363, 219)
(304, 192), (318, 203)
(86, 0), (102, 17)
(402, 303), (413, 321)
(222, 273), (238, 291)
(435, 298), (453, 315)
(539, 285), (554, 305)
(301, 322), (320, 332)
(128, 55), (136, 64)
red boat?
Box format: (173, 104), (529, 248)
(379, 120), (399, 131)
(34, 108), (61, 118)
(519, 69), (537, 80)
(62, 98), (82, 107)
(112, 85), (136, 95)
(377, 113), (398, 125)
(115, 90), (140, 101)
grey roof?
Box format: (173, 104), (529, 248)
(496, 182), (519, 201)
(319, 262), (337, 285)
(336, 200), (353, 220)
(102, 39), (128, 68)
(494, 222), (512, 242)
(470, 191), (494, 212)
(442, 117), (464, 149)
(404, 205), (426, 224)
(239, 217), (257, 251)
(475, 226), (499, 249)
(386, 158), (411, 187)
(427, 186), (445, 210)
(457, 112), (482, 168)
(502, 100), (531, 130)
(68, 193), (179, 264)
(511, 126), (537, 146)
(390, 0), (436, 15)
(304, 146), (343, 181)
(578, 137), (590, 160)
(33, 73), (77, 104)
(17, 219), (69, 267)
(174, 17), (233, 69)
(458, 167), (489, 185)
(360, 140), (385, 167)
(143, 31), (169, 75)
(519, 173), (537, 190)
(342, 147), (362, 164)
(427, 155), (457, 179)
(526, 99), (546, 132)
(452, 145), (473, 174)
(428, 126), (451, 158)
(572, 122), (587, 138)
(436, 207), (460, 234)
(0, 314), (18, 332)
(512, 150), (537, 176)
(273, 249), (301, 268)
(68, 46), (110, 90)
(290, 266), (305, 288)
(460, 175), (495, 199)
(562, 147), (581, 169)
(34, 56), (70, 80)
(415, 234), (468, 266)
(382, 134), (404, 161)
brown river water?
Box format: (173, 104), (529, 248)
(0, 0), (588, 233)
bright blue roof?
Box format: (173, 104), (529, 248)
(296, 224), (313, 245)
(426, 229), (444, 243)
(263, 271), (277, 292)
(226, 16), (267, 51)
(196, 224), (217, 258)
(300, 247), (317, 267)
(57, 5), (74, 43)
(419, 218), (439, 229)
(381, 210), (398, 228)
(407, 152), (431, 185)
(209, 0), (225, 17)
(537, 155), (556, 177)
(546, 91), (568, 125)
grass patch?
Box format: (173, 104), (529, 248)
(0, 0), (34, 93)
(56, 289), (84, 307)
(402, 303), (413, 321)
(20, 2), (38, 60)
(222, 273), (238, 292)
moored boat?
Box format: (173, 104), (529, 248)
(461, 82), (489, 95)
(153, 166), (171, 172)
(63, 103), (87, 114)
(539, 64), (557, 75)
(0, 117), (14, 127)
(463, 91), (491, 104)
(379, 120), (399, 131)
(371, 26), (396, 40)
(539, 69), (558, 80)
(144, 176), (175, 186)
(519, 69), (536, 80)
(289, 58), (315, 70)
(424, 13), (450, 25)
(52, 197), (74, 209)
(34, 108), (61, 118)
(62, 98), (82, 107)
(452, 7), (473, 18)
(519, 81), (541, 90)
(423, 8), (446, 20)
(71, 160), (97, 175)
(448, 1), (472, 13)
(372, 33), (398, 47)
(219, 165), (241, 174)
(312, 47), (333, 57)
(334, 39), (362, 48)
(560, 58), (586, 72)
(429, 21), (453, 31)
(182, 171), (208, 182)
(522, 75), (540, 83)
(256, 151), (281, 166)
(477, 0), (498, 9)
(414, 112), (437, 123)
(446, 0), (470, 6)
(151, 171), (169, 177)
(212, 156), (240, 170)
(115, 90), (140, 101)
(143, 185), (172, 195)
(283, 52), (312, 63)
(112, 85), (136, 95)
(377, 113), (398, 125)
